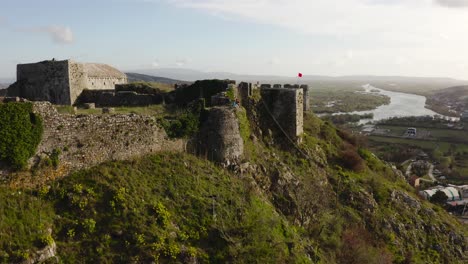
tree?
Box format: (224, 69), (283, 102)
(430, 190), (448, 205)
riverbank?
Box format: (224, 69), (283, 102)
(325, 85), (459, 124)
(310, 83), (390, 113)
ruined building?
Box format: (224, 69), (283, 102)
(7, 59), (127, 105)
(238, 82), (310, 142)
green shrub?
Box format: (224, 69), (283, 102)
(0, 102), (43, 169)
(340, 148), (365, 172)
(226, 86), (235, 101)
(50, 148), (61, 168)
(430, 190), (448, 205)
(159, 103), (203, 138)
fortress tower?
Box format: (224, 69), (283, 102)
(8, 59), (127, 105)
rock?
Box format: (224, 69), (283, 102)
(102, 107), (115, 114)
(239, 162), (250, 174)
(83, 103), (95, 109)
(35, 241), (57, 263)
(391, 190), (421, 211)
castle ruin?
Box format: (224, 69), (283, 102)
(238, 82), (310, 143)
(7, 59), (127, 105)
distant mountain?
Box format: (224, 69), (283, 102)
(125, 72), (192, 85)
(129, 68), (298, 83)
(130, 68), (467, 87)
(0, 84), (8, 90)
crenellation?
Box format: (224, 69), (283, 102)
(236, 82), (311, 143)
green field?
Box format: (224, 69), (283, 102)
(369, 135), (468, 154)
(375, 125), (468, 144)
(310, 82), (390, 113)
(368, 131), (468, 184)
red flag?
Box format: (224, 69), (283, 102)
(298, 72), (303, 78)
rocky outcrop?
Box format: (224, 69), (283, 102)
(382, 190), (467, 261)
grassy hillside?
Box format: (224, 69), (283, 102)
(126, 73), (191, 86)
(0, 109), (466, 263)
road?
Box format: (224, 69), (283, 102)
(405, 162), (413, 177)
(404, 160), (436, 183)
(428, 164), (436, 182)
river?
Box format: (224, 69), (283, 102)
(337, 84), (459, 124)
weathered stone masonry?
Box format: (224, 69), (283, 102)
(197, 106), (244, 162)
(32, 102), (185, 171)
(237, 82), (307, 143)
(9, 60), (127, 105)
(260, 87), (304, 140)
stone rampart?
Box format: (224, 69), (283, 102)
(68, 61), (88, 105)
(8, 60), (128, 105)
(197, 106), (244, 162)
(260, 88), (304, 142)
(12, 60), (72, 105)
(76, 90), (164, 107)
(238, 82), (305, 143)
(32, 102), (185, 171)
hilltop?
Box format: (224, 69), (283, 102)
(125, 72), (192, 85)
(1, 112), (466, 263)
(129, 68), (467, 89)
(425, 86), (468, 116)
(0, 80), (466, 263)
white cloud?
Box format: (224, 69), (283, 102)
(175, 58), (192, 67)
(44, 25), (74, 44)
(165, 0), (468, 40)
(435, 0), (468, 8)
(268, 57), (281, 65)
(163, 0), (468, 78)
(151, 60), (160, 68)
(19, 25), (74, 44)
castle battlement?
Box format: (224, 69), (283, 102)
(238, 82), (311, 143)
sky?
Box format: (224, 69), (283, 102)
(1, 0), (468, 79)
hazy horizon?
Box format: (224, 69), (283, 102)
(1, 0), (468, 80)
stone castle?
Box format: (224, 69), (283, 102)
(7, 59), (128, 105)
(195, 82), (310, 163)
(3, 59), (311, 169)
(238, 82), (309, 141)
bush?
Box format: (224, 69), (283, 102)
(159, 112), (200, 138)
(159, 102), (203, 138)
(430, 190), (448, 205)
(0, 103), (43, 169)
(340, 148), (365, 172)
(50, 148), (61, 168)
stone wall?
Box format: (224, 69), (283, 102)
(86, 76), (127, 91)
(9, 60), (128, 105)
(76, 90), (163, 107)
(12, 60), (72, 105)
(196, 106), (244, 163)
(260, 88), (304, 142)
(300, 85), (310, 112)
(32, 102), (185, 171)
(68, 61), (87, 105)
